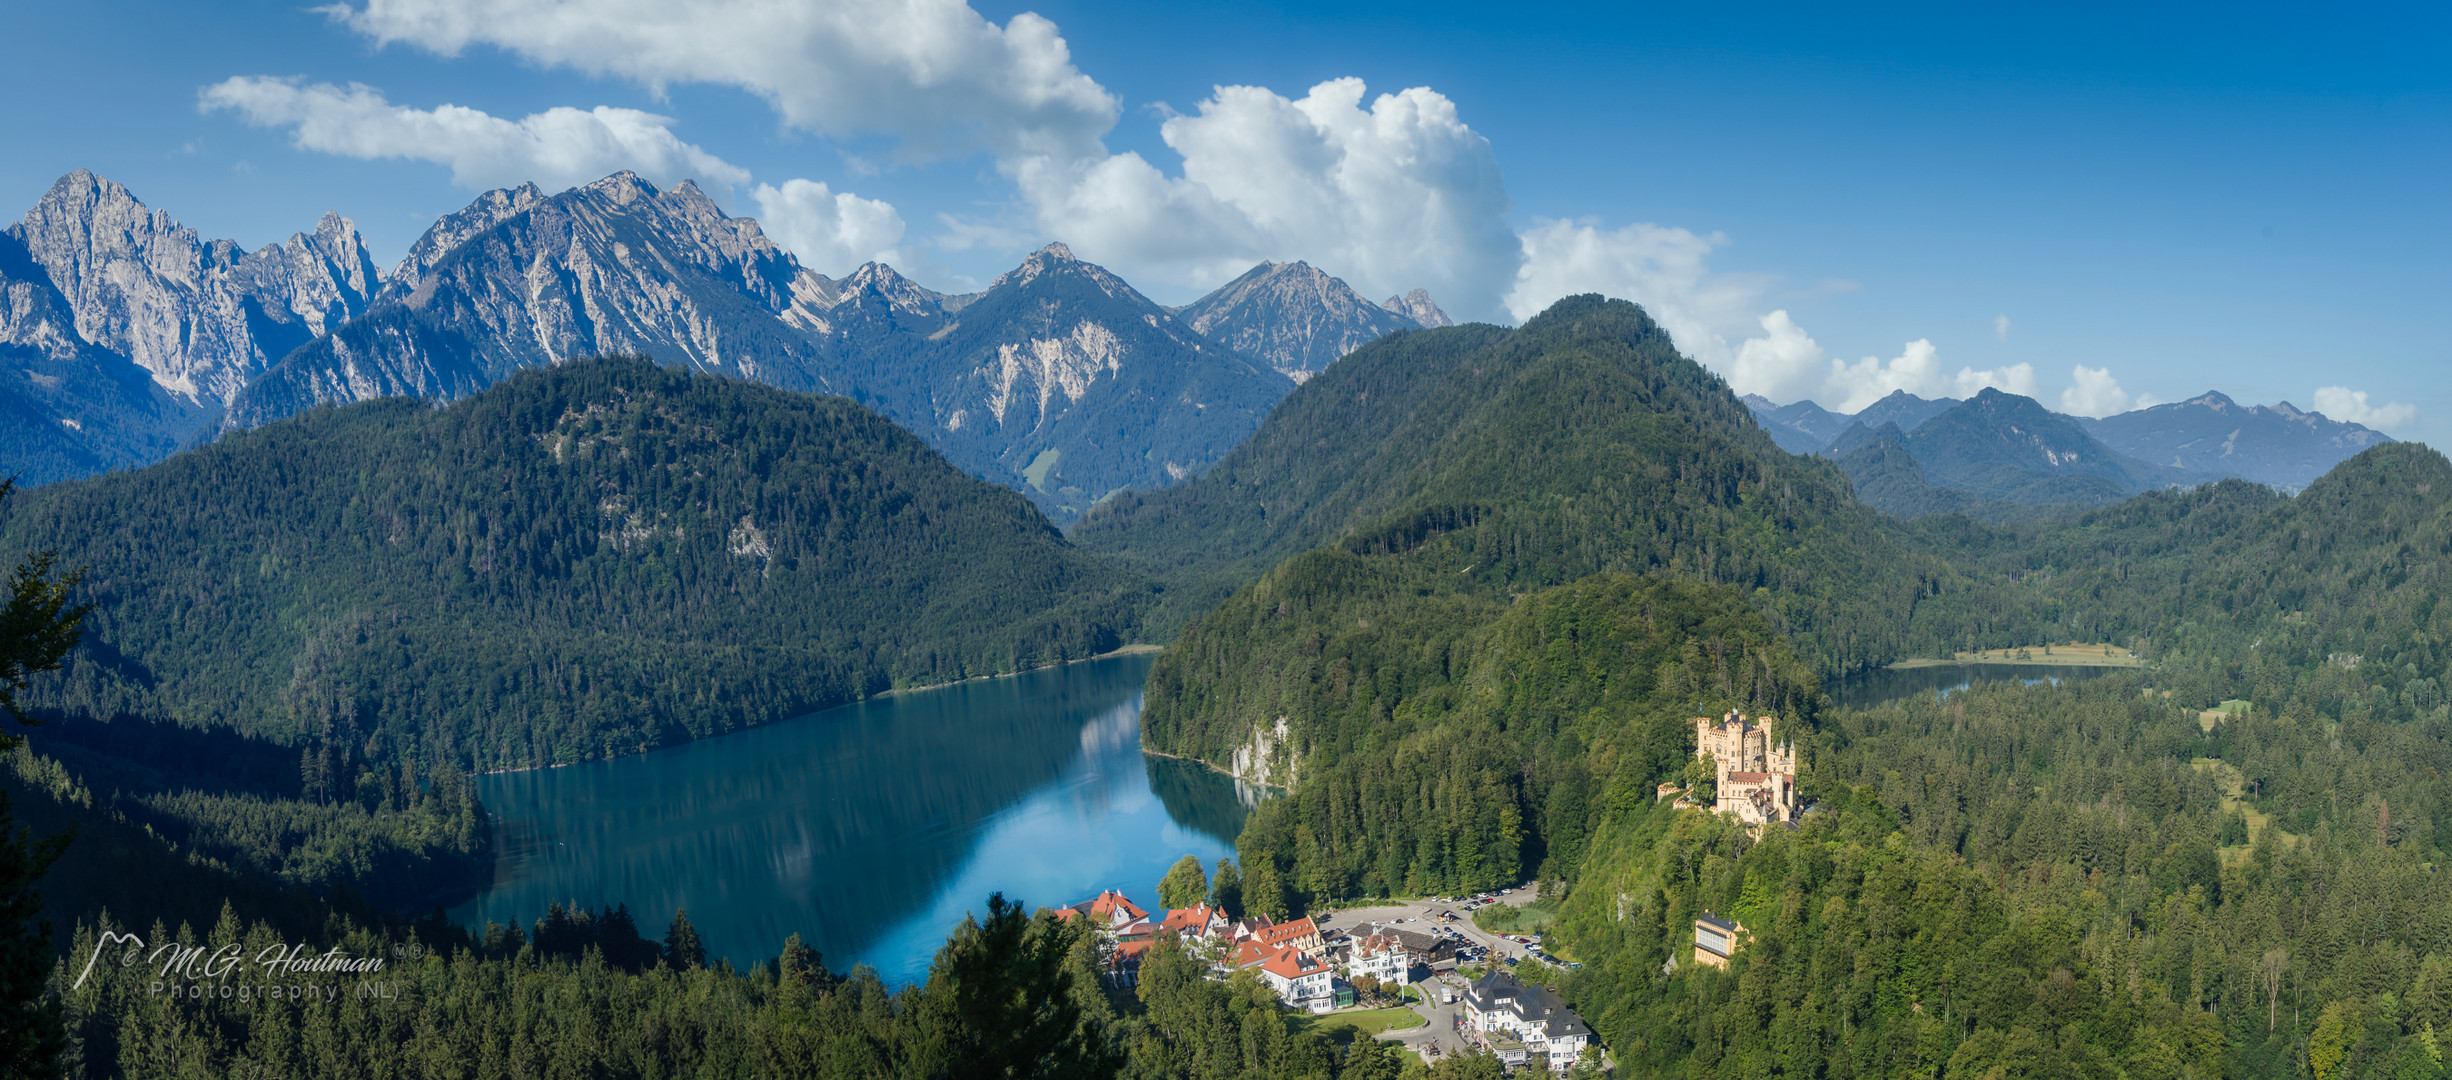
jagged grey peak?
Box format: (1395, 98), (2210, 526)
(232, 171), (838, 429)
(379, 181), (544, 302)
(847, 240), (1291, 522)
(1179, 261), (1422, 383)
(7, 170), (377, 406)
(1380, 289), (1453, 328)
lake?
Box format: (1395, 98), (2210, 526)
(450, 654), (1258, 985)
(1827, 662), (2134, 709)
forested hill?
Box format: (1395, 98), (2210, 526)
(2010, 442), (2452, 711)
(2, 356), (1141, 773)
(1087, 294), (2023, 676)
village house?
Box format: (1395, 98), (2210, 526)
(1342, 929), (1412, 985)
(1694, 710), (1801, 825)
(1053, 889), (1150, 932)
(1233, 940), (1336, 1010)
(1462, 969), (1594, 1073)
(1159, 903), (1229, 941)
(1242, 915), (1325, 955)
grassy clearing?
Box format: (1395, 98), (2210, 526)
(1890, 643), (2145, 669)
(1290, 1006), (1427, 1042)
(2198, 699), (2254, 732)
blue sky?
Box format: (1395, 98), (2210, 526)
(3, 0), (2442, 437)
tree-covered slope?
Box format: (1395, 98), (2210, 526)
(3, 356), (1140, 772)
(1093, 295), (2019, 686)
(2011, 442), (2451, 705)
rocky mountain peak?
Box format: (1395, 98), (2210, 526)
(585, 170), (656, 205)
(1178, 260), (1421, 383)
(8, 170), (377, 405)
(1380, 289), (1453, 328)
(383, 181), (546, 301)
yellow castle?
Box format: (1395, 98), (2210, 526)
(1694, 710), (1800, 825)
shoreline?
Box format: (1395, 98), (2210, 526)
(476, 642), (1167, 776)
(1140, 746), (1276, 789)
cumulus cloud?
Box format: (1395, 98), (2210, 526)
(2313, 386), (2418, 431)
(1508, 218), (1778, 363)
(1728, 311), (1827, 404)
(317, 0), (1118, 164)
(751, 179), (907, 275)
(200, 76), (749, 193)
(1993, 314), (2011, 341)
(1822, 340), (2034, 413)
(1016, 79), (1519, 320)
(2059, 365), (2131, 418)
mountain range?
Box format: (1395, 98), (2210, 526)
(1746, 381), (2392, 519)
(2, 170), (1449, 520)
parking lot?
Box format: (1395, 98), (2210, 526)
(1314, 885), (1564, 972)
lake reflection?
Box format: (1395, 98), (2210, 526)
(452, 654), (1253, 984)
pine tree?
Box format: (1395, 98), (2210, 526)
(664, 907), (707, 970)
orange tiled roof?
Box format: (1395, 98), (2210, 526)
(1160, 904), (1220, 934)
(1250, 916), (1318, 948)
(1258, 946), (1327, 980)
(1086, 890), (1148, 921)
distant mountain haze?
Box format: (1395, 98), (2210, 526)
(2081, 390), (2391, 490)
(1745, 382), (2391, 520)
(3, 170), (1454, 521)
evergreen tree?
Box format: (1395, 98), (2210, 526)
(1210, 857), (1243, 919)
(664, 907), (707, 970)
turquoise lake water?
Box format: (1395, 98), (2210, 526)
(450, 654), (1256, 984)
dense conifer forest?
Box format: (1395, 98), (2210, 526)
(0, 357), (1141, 773)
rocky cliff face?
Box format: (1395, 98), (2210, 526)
(8, 170), (378, 407)
(877, 243), (1292, 519)
(1175, 261), (1422, 383)
(230, 172), (837, 427)
(228, 178), (1292, 521)
(0, 229), (207, 483)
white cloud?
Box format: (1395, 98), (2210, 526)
(317, 0), (1118, 164)
(199, 76), (749, 193)
(1822, 340), (2034, 413)
(1014, 79), (1520, 321)
(2059, 364), (2131, 418)
(1508, 218), (1776, 361)
(2133, 393), (2164, 409)
(1728, 311), (1827, 404)
(1993, 314), (2011, 341)
(2313, 386), (2418, 431)
(751, 180), (906, 275)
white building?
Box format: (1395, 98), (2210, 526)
(1344, 930), (1412, 985)
(1463, 969), (1593, 1073)
(1235, 941), (1334, 1010)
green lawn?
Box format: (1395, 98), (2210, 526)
(1291, 1006), (1428, 1042)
